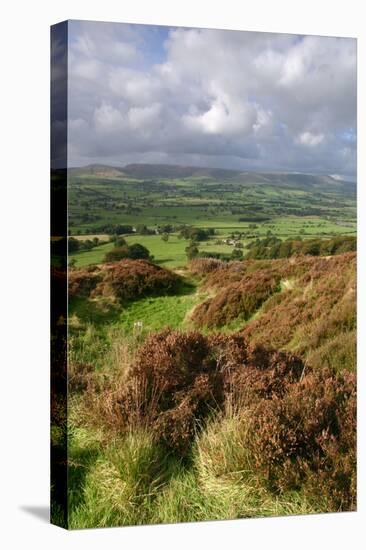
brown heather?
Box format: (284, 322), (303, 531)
(69, 259), (181, 302)
(68, 265), (101, 298)
(190, 253), (356, 370)
(192, 270), (282, 328)
(70, 327), (356, 512)
(73, 329), (356, 510)
(247, 368), (356, 510)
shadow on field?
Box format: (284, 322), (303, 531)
(69, 296), (122, 326)
(154, 258), (175, 265)
(69, 277), (197, 328)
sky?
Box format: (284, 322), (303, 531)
(67, 20), (357, 179)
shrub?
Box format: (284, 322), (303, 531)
(100, 260), (181, 301)
(188, 258), (228, 276)
(186, 243), (199, 260)
(104, 246), (130, 263)
(190, 252), (356, 371)
(245, 236), (356, 260)
(104, 243), (151, 262)
(69, 260), (181, 302)
(246, 368), (356, 510)
(127, 243), (151, 260)
(117, 330), (304, 453)
(305, 330), (356, 372)
(192, 271), (281, 328)
(231, 249), (243, 260)
(118, 330), (219, 452)
(68, 362), (94, 393)
(68, 236), (80, 252)
(68, 267), (101, 298)
(73, 329), (356, 513)
(111, 235), (127, 247)
(241, 252), (356, 366)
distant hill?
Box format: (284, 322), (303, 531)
(69, 164), (127, 178)
(69, 163), (356, 192)
(121, 163), (243, 180)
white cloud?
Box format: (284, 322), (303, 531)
(297, 131), (325, 147)
(67, 21), (356, 177)
(183, 95), (256, 136)
(94, 103), (125, 134)
(71, 59), (101, 81)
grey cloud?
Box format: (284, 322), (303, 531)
(67, 21), (356, 178)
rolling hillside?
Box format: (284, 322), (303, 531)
(68, 164), (356, 238)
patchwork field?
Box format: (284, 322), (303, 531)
(68, 165), (356, 269)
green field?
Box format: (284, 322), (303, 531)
(68, 166), (356, 268)
(70, 215), (356, 268)
(69, 168), (356, 234)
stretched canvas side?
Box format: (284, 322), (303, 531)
(50, 20), (68, 529)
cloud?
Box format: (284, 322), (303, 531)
(297, 132), (325, 147)
(67, 21), (357, 178)
(94, 103), (125, 134)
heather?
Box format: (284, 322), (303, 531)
(189, 253), (356, 371)
(68, 329), (356, 527)
(69, 259), (182, 302)
(66, 251), (356, 528)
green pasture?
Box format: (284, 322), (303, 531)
(70, 214), (356, 269)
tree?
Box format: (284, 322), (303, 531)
(160, 224), (173, 234)
(161, 233), (169, 242)
(278, 241), (294, 258)
(104, 246), (130, 262)
(127, 243), (151, 260)
(81, 239), (94, 250)
(179, 226), (211, 242)
(136, 224), (150, 235)
(185, 242), (199, 260)
(68, 237), (80, 252)
(112, 235), (127, 247)
(302, 240), (321, 256)
(231, 248), (243, 260)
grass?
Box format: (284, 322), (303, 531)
(68, 275), (202, 370)
(67, 414), (325, 529)
(69, 277), (199, 330)
(112, 291), (199, 333)
(68, 428), (181, 528)
(70, 234), (236, 268)
(69, 242), (114, 267)
(126, 234), (191, 267)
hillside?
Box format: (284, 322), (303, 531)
(67, 251), (356, 526)
(70, 163), (356, 191)
(189, 252), (356, 371)
(69, 252), (356, 374)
